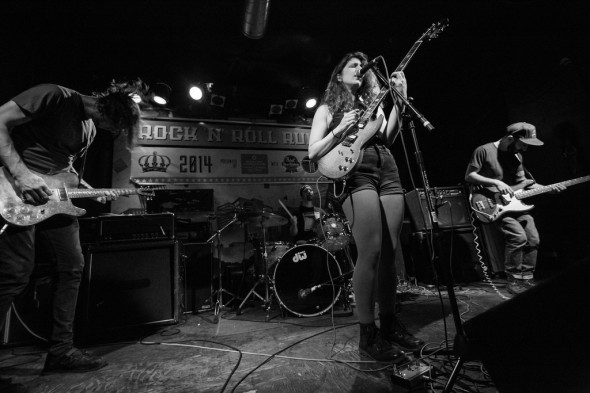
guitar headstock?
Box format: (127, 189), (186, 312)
(423, 18), (449, 41)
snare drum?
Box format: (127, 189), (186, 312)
(264, 241), (292, 266)
(315, 213), (352, 252)
(272, 244), (341, 317)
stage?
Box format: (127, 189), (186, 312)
(0, 281), (508, 393)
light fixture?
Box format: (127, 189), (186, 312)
(284, 99), (298, 110)
(305, 98), (317, 109)
(189, 86), (204, 101)
(151, 82), (172, 106)
(269, 104), (283, 115)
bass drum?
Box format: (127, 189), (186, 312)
(272, 244), (342, 317)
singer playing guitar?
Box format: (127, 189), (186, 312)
(308, 52), (424, 363)
(465, 122), (566, 296)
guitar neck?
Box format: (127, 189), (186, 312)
(516, 175), (590, 199)
(61, 188), (140, 199)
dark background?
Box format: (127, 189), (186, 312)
(4, 0), (590, 270)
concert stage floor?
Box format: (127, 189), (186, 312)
(1, 281), (510, 393)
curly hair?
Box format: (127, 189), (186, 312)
(320, 52), (380, 114)
(94, 78), (149, 143)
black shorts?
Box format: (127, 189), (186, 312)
(345, 141), (403, 197)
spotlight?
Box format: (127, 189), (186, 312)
(130, 93), (142, 104)
(305, 98), (317, 109)
(151, 82), (172, 106)
(269, 104), (283, 115)
(210, 94), (226, 107)
(284, 99), (298, 110)
(189, 86), (204, 101)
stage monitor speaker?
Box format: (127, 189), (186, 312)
(405, 187), (471, 231)
(181, 242), (213, 313)
(76, 240), (180, 338)
(462, 259), (590, 393)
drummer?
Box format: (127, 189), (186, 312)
(289, 185), (325, 245)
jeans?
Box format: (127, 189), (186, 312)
(0, 216), (84, 356)
(495, 213), (539, 280)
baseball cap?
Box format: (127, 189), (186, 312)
(506, 122), (544, 146)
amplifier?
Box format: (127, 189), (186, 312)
(405, 186), (471, 231)
(79, 213), (175, 244)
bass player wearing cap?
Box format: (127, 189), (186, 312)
(465, 122), (566, 295)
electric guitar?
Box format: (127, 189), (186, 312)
(469, 175), (590, 223)
(0, 167), (159, 226)
(317, 18), (448, 180)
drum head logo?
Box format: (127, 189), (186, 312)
(292, 250), (307, 263)
(282, 155), (300, 173)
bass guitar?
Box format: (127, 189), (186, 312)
(469, 175), (590, 223)
(317, 18), (448, 180)
(0, 167), (159, 226)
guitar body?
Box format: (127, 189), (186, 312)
(0, 167), (86, 226)
(469, 186), (534, 223)
(317, 115), (384, 180)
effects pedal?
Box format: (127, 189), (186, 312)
(390, 359), (432, 388)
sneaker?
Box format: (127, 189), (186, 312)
(522, 279), (537, 288)
(43, 349), (107, 375)
(0, 377), (27, 393)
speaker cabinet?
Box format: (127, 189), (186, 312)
(462, 259), (590, 393)
(405, 187), (471, 231)
(402, 228), (484, 285)
(76, 240), (180, 337)
(181, 242), (213, 313)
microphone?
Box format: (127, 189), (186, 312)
(357, 57), (379, 77)
(298, 285), (321, 299)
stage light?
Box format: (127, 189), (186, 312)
(130, 93), (142, 104)
(189, 86), (204, 101)
(284, 99), (298, 110)
(305, 98), (317, 109)
(152, 82), (172, 106)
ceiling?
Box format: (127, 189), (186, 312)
(4, 0), (590, 122)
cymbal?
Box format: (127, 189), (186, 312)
(248, 212), (288, 227)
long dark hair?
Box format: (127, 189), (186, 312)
(320, 51), (380, 114)
(95, 78), (148, 144)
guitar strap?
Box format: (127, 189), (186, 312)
(76, 133), (92, 185)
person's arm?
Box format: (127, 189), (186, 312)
(289, 215), (298, 237)
(465, 170), (513, 195)
(308, 105), (359, 161)
(0, 101), (52, 203)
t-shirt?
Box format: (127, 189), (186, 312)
(465, 142), (529, 186)
(10, 84), (96, 174)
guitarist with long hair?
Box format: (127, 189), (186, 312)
(465, 122), (565, 296)
(0, 79), (145, 385)
(308, 52), (423, 362)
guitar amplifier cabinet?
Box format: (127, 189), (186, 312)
(405, 186), (471, 231)
(76, 240), (180, 339)
(79, 213), (175, 244)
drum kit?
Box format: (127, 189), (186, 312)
(211, 198), (355, 321)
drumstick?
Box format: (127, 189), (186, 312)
(278, 199), (295, 220)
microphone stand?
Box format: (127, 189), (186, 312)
(373, 68), (467, 393)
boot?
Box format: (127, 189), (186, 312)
(359, 323), (405, 362)
(380, 313), (425, 352)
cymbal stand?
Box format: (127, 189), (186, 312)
(207, 213), (240, 324)
(236, 218), (273, 321)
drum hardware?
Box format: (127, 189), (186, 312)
(315, 213), (352, 252)
(206, 211), (242, 324)
(236, 210), (288, 321)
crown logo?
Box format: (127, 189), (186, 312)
(138, 151), (171, 173)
